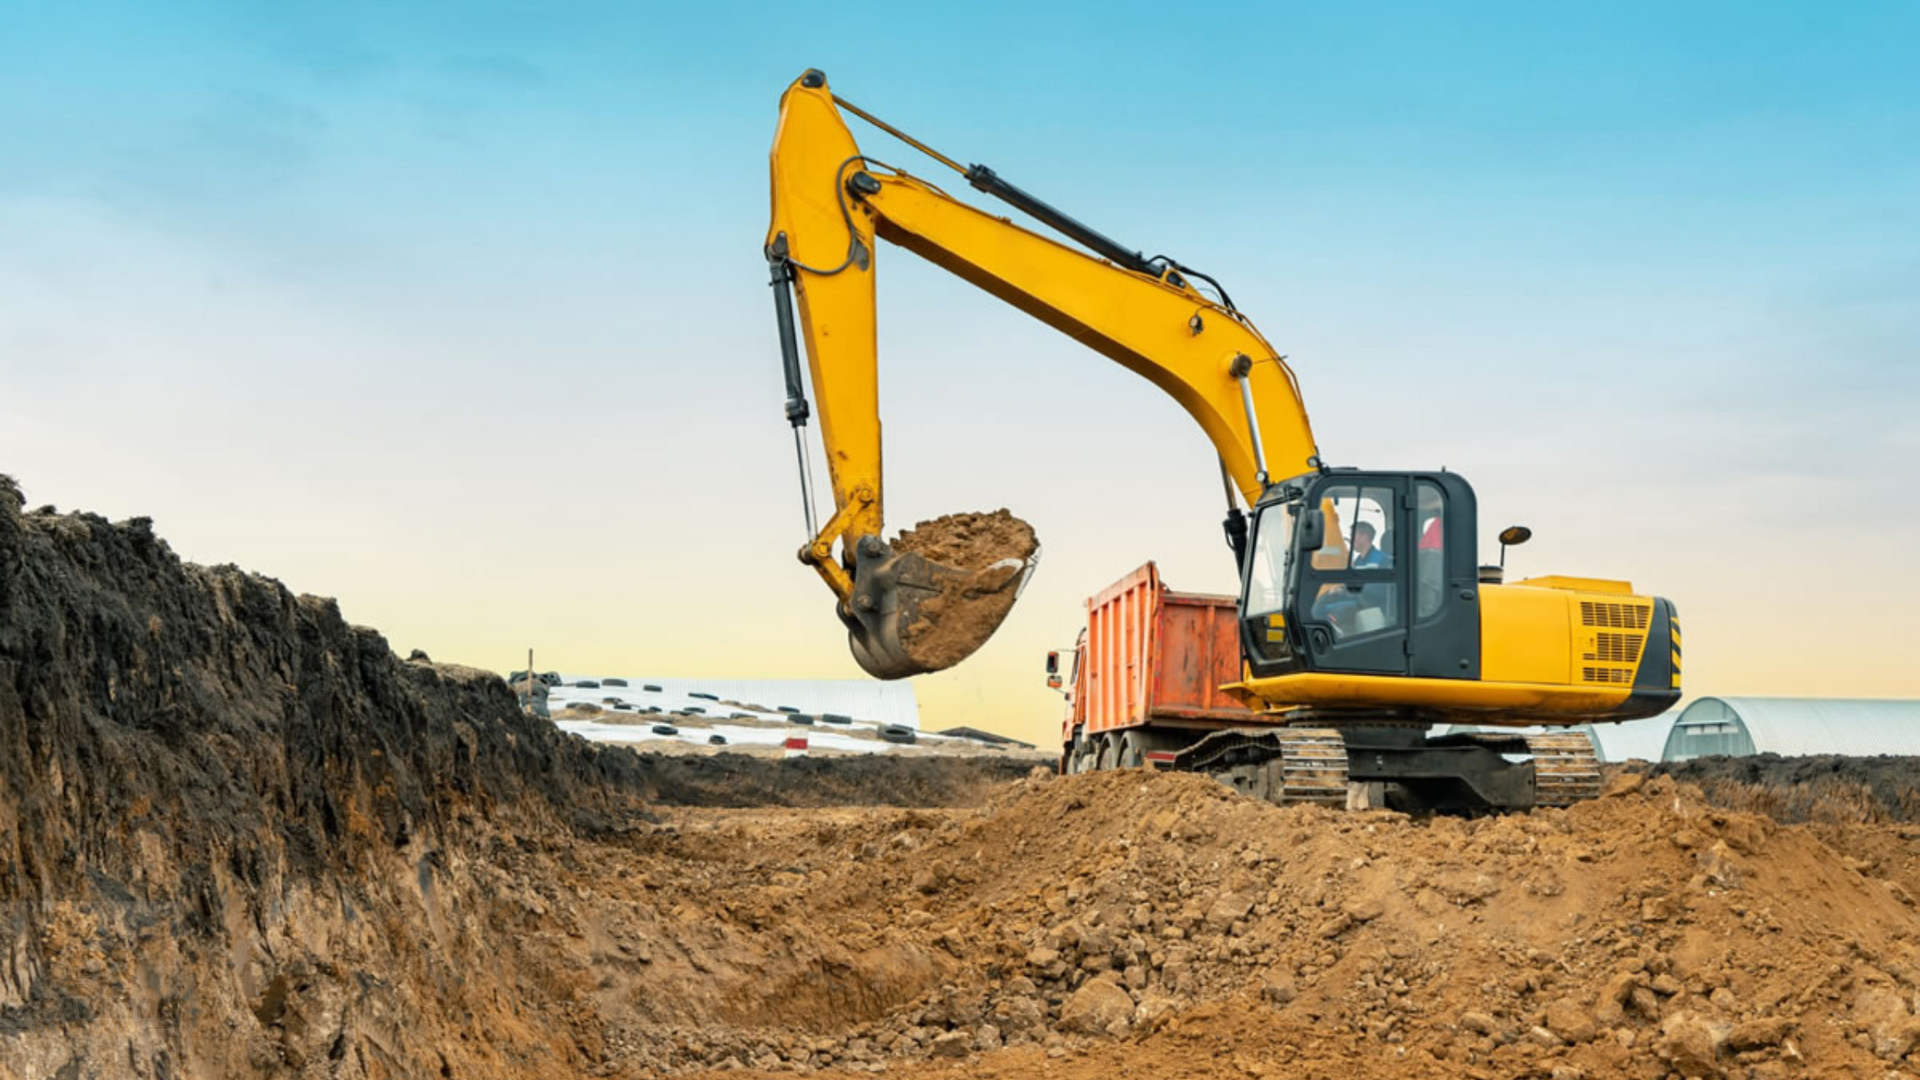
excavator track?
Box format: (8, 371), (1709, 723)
(1526, 730), (1604, 807)
(1164, 726), (1350, 807)
(1111, 724), (1605, 814)
(1271, 727), (1350, 806)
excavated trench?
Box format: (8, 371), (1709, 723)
(6, 475), (1920, 1080)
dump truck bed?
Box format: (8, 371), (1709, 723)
(1067, 563), (1255, 748)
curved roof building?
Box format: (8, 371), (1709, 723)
(1661, 696), (1920, 761)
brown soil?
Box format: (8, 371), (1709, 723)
(890, 510), (1038, 672)
(11, 476), (1920, 1080)
(891, 509), (1038, 572)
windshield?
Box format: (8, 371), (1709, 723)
(1243, 499), (1297, 616)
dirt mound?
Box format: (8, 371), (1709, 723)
(1644, 754), (1920, 823)
(890, 510), (1038, 672)
(418, 762), (1920, 1079)
(645, 768), (1920, 1079)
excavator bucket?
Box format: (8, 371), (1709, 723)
(840, 515), (1038, 679)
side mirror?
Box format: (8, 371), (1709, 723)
(1045, 650), (1060, 676)
(1298, 508), (1326, 552)
(1498, 525), (1532, 570)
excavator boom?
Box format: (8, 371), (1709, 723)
(766, 69), (1319, 677)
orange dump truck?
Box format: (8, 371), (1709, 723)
(1051, 562), (1263, 773)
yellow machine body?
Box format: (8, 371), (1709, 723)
(1232, 576), (1682, 723)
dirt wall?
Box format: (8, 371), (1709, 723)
(0, 477), (1020, 1079)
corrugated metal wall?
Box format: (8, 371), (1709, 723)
(1664, 696), (1920, 760)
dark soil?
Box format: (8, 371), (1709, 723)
(633, 752), (1038, 808)
(1637, 754), (1920, 823)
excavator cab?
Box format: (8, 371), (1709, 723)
(1239, 470), (1482, 685)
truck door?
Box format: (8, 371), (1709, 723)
(1295, 479), (1408, 676)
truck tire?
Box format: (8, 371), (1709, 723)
(1117, 731), (1147, 769)
(1095, 733), (1121, 771)
(1065, 734), (1095, 774)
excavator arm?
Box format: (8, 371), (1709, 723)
(765, 69), (1320, 679)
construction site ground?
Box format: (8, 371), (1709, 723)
(7, 481), (1920, 1080)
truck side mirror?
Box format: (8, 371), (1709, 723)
(1298, 508), (1325, 552)
(1045, 650), (1059, 675)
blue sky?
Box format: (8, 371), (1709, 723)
(4, 1), (1917, 739)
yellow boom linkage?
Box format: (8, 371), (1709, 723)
(765, 69), (1317, 678)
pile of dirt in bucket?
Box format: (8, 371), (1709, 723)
(889, 509), (1038, 672)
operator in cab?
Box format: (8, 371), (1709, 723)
(1349, 521), (1389, 570)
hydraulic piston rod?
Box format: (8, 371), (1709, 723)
(767, 247), (819, 539)
(1229, 354), (1269, 486)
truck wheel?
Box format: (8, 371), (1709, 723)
(1117, 732), (1146, 769)
(1095, 734), (1122, 771)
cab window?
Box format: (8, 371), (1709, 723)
(1244, 501), (1295, 616)
(1306, 485), (1399, 639)
(1415, 481), (1445, 620)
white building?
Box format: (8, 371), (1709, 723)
(554, 675), (920, 727)
(1660, 696), (1920, 761)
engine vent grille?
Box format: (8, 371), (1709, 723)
(1581, 667), (1633, 685)
(1586, 632), (1645, 664)
(1580, 601), (1650, 629)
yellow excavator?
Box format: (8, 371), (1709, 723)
(765, 70), (1679, 811)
